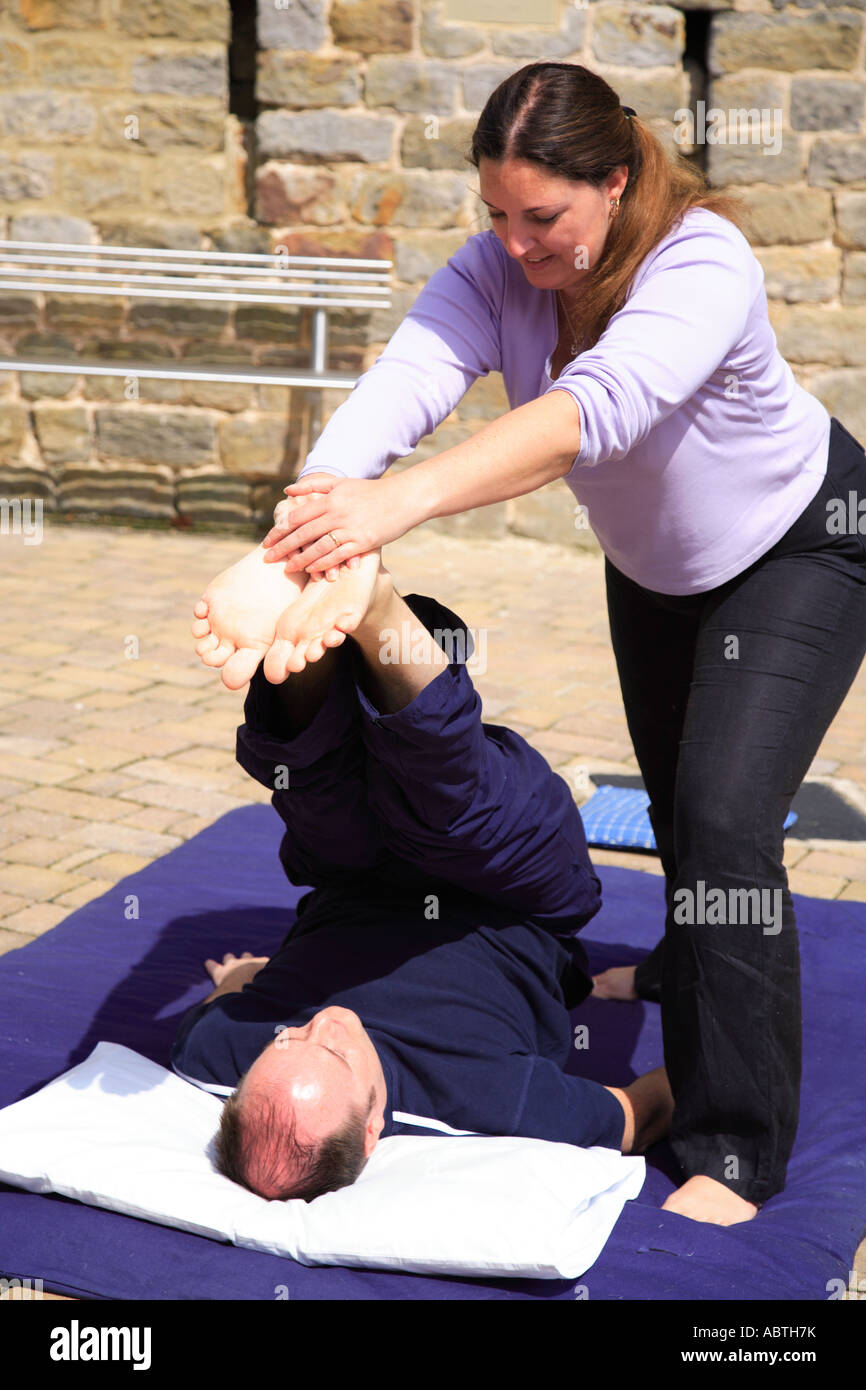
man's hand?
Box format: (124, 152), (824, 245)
(203, 951), (270, 1002)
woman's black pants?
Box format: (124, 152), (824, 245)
(604, 417), (866, 1205)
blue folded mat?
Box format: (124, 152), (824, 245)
(582, 784), (796, 851)
(0, 804), (862, 1301)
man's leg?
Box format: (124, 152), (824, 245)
(335, 562), (602, 930)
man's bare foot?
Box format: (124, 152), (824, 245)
(262, 548), (387, 683)
(662, 1174), (759, 1225)
(606, 1065), (675, 1155)
(191, 541), (310, 691)
(592, 965), (639, 1001)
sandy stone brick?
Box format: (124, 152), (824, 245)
(0, 863), (86, 902)
(53, 879), (115, 910)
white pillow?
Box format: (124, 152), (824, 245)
(0, 1042), (644, 1280)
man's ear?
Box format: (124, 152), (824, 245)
(364, 1105), (385, 1157)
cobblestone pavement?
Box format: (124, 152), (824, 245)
(1, 520), (864, 1289)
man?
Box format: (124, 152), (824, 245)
(172, 546), (673, 1201)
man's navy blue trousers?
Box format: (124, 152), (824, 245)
(171, 592), (626, 1150)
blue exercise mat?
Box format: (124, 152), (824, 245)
(0, 805), (862, 1301)
(581, 784), (796, 851)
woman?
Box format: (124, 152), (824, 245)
(257, 62), (866, 1225)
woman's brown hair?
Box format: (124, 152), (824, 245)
(468, 62), (747, 351)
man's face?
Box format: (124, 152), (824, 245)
(478, 156), (628, 295)
(240, 1005), (386, 1158)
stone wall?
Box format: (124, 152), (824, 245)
(0, 0), (863, 543)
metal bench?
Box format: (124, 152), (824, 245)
(0, 239), (392, 441)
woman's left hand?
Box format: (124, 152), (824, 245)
(262, 474), (420, 575)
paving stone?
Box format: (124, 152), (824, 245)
(787, 869), (847, 900)
(0, 890), (29, 917)
(74, 852), (151, 881)
(1, 902), (69, 934)
(0, 863), (87, 902)
(120, 806), (186, 834)
(0, 926), (35, 959)
(798, 850), (866, 881)
(53, 879), (115, 910)
(57, 821), (182, 857)
(14, 788), (134, 822)
(1, 837), (73, 868)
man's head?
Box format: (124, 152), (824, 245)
(214, 1005), (386, 1201)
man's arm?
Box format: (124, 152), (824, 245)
(202, 952), (269, 1003)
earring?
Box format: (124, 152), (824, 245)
(609, 197), (620, 218)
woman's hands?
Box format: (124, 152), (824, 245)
(262, 470), (424, 576)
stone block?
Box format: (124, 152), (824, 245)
(400, 116), (477, 170)
(490, 4), (585, 58)
(59, 153), (141, 212)
(131, 50), (227, 99)
(218, 412), (302, 478)
(255, 163), (345, 226)
(29, 38), (131, 89)
(590, 4), (684, 67)
(148, 157), (226, 216)
(115, 0), (230, 41)
(176, 470), (253, 523)
(709, 12), (863, 75)
(32, 404), (92, 463)
(0, 403), (31, 463)
(256, 110), (395, 163)
(0, 295), (40, 327)
(57, 462), (175, 518)
(809, 138), (866, 190)
(732, 187), (834, 246)
(98, 99), (226, 153)
(95, 405), (219, 467)
(365, 56), (459, 116)
(330, 0), (413, 54)
(95, 220), (203, 249)
(770, 304), (866, 366)
(0, 90), (94, 140)
(256, 52), (361, 108)
(809, 367), (866, 442)
(44, 296), (125, 333)
(842, 252), (866, 304)
(706, 138), (803, 188)
(8, 213), (95, 243)
(257, 0), (327, 51)
(393, 229), (472, 282)
(754, 245), (841, 302)
(791, 78), (865, 132)
(421, 2), (485, 59)
(127, 299), (229, 338)
(347, 170), (470, 228)
(835, 192), (866, 249)
(0, 153), (53, 201)
(0, 464), (56, 505)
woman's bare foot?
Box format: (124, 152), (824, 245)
(592, 965), (639, 1001)
(262, 547), (386, 683)
(191, 542), (310, 691)
(662, 1174), (759, 1225)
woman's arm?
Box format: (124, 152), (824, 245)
(263, 389), (583, 572)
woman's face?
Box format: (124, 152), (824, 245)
(478, 156), (628, 296)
